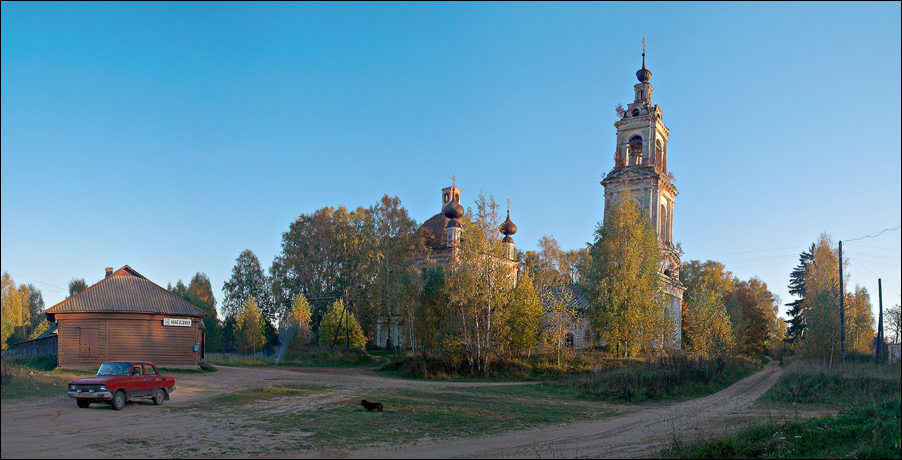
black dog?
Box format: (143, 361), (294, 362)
(361, 399), (383, 412)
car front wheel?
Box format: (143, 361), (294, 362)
(76, 400), (91, 408)
(111, 390), (126, 410)
(152, 389), (165, 406)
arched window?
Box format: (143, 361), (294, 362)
(631, 108), (640, 117)
(628, 136), (643, 165)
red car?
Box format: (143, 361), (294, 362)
(67, 361), (176, 410)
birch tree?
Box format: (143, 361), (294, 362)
(584, 197), (670, 359)
(443, 191), (515, 373)
(237, 296), (265, 355)
(282, 292), (314, 357)
(684, 288), (734, 356)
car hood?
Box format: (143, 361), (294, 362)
(68, 376), (124, 385)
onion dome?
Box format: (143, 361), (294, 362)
(499, 211), (517, 237)
(636, 52), (651, 83)
(443, 201), (464, 220)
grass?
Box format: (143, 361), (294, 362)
(181, 385), (322, 406)
(538, 355), (761, 403)
(664, 359), (902, 458)
(184, 383), (618, 451)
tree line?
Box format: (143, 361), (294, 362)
(3, 196), (897, 367)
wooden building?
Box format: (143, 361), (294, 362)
(45, 266), (209, 369)
(12, 324), (59, 358)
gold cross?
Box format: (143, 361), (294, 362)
(506, 198), (511, 212)
(451, 174), (457, 188)
(642, 37), (646, 54)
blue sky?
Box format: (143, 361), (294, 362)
(2, 2), (900, 321)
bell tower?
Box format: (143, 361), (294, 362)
(601, 42), (684, 346)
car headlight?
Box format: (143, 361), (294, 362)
(69, 385), (76, 391)
(99, 385), (106, 391)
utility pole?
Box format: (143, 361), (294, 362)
(877, 279), (884, 364)
(345, 296), (350, 350)
(330, 296), (345, 350)
(839, 240), (845, 371)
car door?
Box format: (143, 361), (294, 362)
(143, 364), (162, 393)
(129, 364), (148, 397)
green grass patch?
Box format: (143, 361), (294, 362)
(249, 385), (617, 449)
(539, 355), (761, 403)
(186, 385), (322, 407)
(665, 395), (902, 459)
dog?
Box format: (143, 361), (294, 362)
(361, 399), (383, 412)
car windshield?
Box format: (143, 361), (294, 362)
(96, 362), (130, 376)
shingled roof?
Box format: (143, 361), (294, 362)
(45, 265), (209, 320)
(538, 285), (591, 312)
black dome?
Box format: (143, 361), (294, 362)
(443, 201), (464, 219)
(499, 212), (517, 236)
(636, 53), (651, 83)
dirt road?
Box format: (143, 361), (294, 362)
(1, 362), (786, 459)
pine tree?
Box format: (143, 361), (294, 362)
(785, 244), (814, 342)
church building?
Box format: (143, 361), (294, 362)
(601, 48), (685, 346)
(374, 179), (519, 349)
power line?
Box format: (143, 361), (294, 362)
(844, 243), (901, 252)
(843, 225), (901, 242)
(0, 269), (68, 293)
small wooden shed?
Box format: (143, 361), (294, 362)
(12, 324), (59, 357)
(45, 265), (209, 369)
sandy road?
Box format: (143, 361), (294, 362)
(1, 362), (784, 459)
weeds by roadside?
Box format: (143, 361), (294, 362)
(759, 359), (901, 407)
(1, 354), (86, 402)
(664, 395), (901, 458)
(540, 355), (761, 403)
(664, 358), (902, 458)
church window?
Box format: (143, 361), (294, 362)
(628, 136), (643, 165)
(631, 108), (640, 117)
